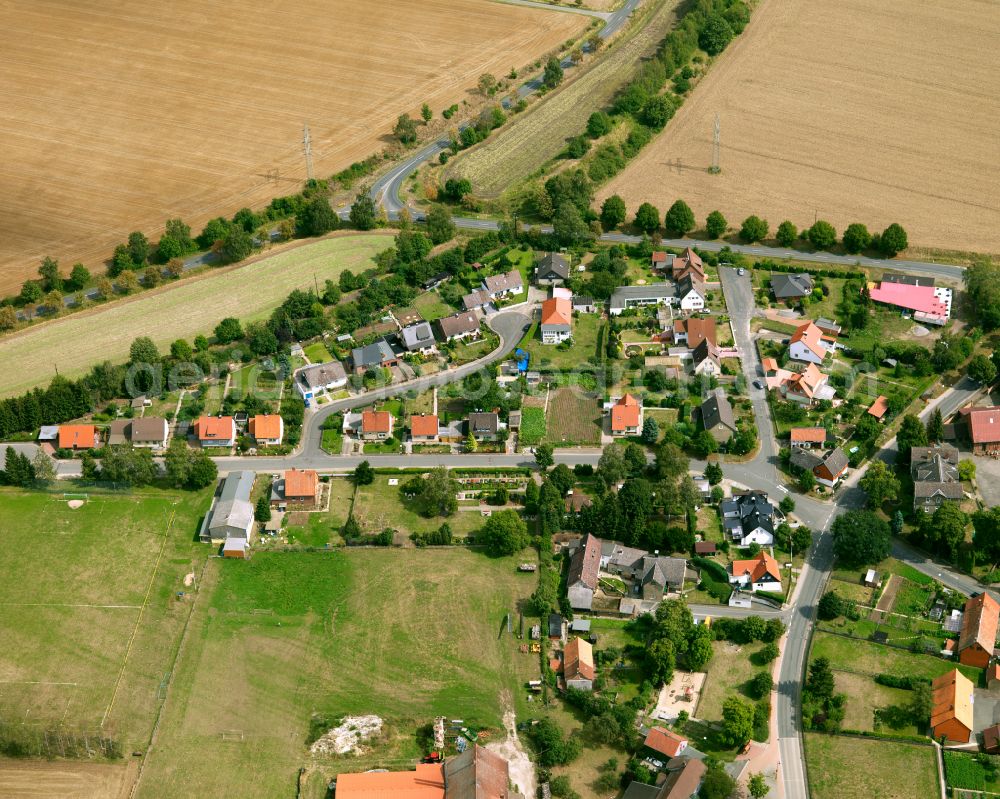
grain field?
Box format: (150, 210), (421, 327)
(598, 0), (1000, 254)
(0, 0), (586, 294)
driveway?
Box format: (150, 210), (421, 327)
(972, 449), (1000, 507)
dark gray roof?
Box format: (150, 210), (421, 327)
(548, 613), (563, 637)
(721, 492), (775, 536)
(351, 339), (395, 369)
(537, 252), (570, 280)
(882, 273), (935, 287)
(572, 295), (594, 307)
(790, 448), (823, 472)
(912, 445), (962, 498)
(468, 412), (499, 434)
(641, 556), (687, 589)
(771, 272), (814, 298)
(219, 470), (255, 503)
(700, 393), (736, 433)
(692, 339), (721, 367)
(622, 783), (660, 799)
(821, 447), (849, 477)
(609, 283), (674, 311)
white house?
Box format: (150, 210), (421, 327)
(788, 322), (831, 365)
(720, 492), (775, 546)
(676, 274), (706, 312)
(482, 269), (524, 300)
(248, 414), (284, 446)
(296, 361), (348, 404)
(540, 297), (572, 344)
(728, 551), (782, 593)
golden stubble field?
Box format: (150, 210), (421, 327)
(0, 0), (585, 295)
(599, 0), (1000, 254)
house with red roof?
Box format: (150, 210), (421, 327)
(248, 414), (283, 446)
(728, 551), (782, 593)
(563, 636), (595, 691)
(540, 297), (572, 344)
(672, 247), (705, 282)
(568, 533), (602, 610)
(609, 393), (643, 436)
(276, 468), (319, 508)
(867, 395), (890, 420)
(410, 414), (439, 443)
(788, 322), (832, 365)
(790, 427), (827, 448)
(194, 416), (236, 447)
(58, 424), (98, 451)
(644, 727), (689, 759)
(361, 409), (393, 441)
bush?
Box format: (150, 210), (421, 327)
(692, 556), (728, 582)
(873, 674), (930, 690)
(749, 671), (773, 699)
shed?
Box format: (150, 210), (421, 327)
(984, 724), (1000, 754)
(863, 569), (877, 587)
(222, 537), (248, 559)
(548, 613), (563, 640)
(694, 541), (716, 555)
(569, 619), (591, 633)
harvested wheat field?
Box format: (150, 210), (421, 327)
(0, 0), (586, 295)
(0, 760), (131, 799)
(599, 0), (1000, 254)
(0, 233), (391, 398)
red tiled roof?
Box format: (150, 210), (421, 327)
(791, 427), (827, 444)
(410, 414), (438, 437)
(541, 297), (572, 326)
(967, 407), (1000, 445)
(335, 763), (444, 799)
(730, 551), (781, 584)
(248, 414), (282, 440)
(959, 593), (1000, 657)
(679, 317), (717, 348)
(284, 469), (318, 499)
(362, 410), (392, 433)
(790, 321), (827, 359)
(58, 424), (96, 449)
(644, 727), (688, 758)
(564, 636), (595, 682)
(868, 396), (889, 419)
(568, 533), (601, 590)
(611, 393), (641, 432)
(787, 363), (826, 399)
(651, 251), (669, 263)
(694, 541), (716, 554)
(195, 416), (234, 441)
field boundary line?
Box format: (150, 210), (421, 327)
(101, 510), (175, 728)
(0, 602), (141, 609)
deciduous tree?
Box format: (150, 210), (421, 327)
(634, 202), (660, 233)
(705, 210), (727, 239)
(664, 199), (695, 236)
(831, 509), (890, 567)
(479, 509), (529, 556)
(740, 215), (768, 243)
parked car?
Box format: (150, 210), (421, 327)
(737, 267), (746, 276)
(752, 379), (764, 389)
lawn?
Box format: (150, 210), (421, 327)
(805, 733), (938, 799)
(450, 337), (495, 366)
(0, 487), (212, 755)
(352, 475), (486, 539)
(0, 233), (393, 397)
(283, 478), (355, 547)
(543, 387), (602, 446)
(834, 671), (920, 735)
(696, 640), (768, 722)
(521, 314), (605, 371)
(518, 406), (546, 445)
(303, 341), (334, 363)
(409, 291), (455, 322)
(228, 362), (283, 404)
(810, 631), (980, 683)
(134, 548), (539, 798)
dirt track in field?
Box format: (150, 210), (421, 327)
(598, 0), (1000, 255)
(0, 0), (586, 295)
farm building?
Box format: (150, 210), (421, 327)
(194, 416), (236, 447)
(201, 471), (255, 545)
(563, 636), (595, 691)
(960, 406), (1000, 454)
(958, 592), (1000, 668)
(567, 533), (601, 610)
(868, 280), (952, 325)
(930, 669), (974, 743)
(222, 538), (248, 559)
(335, 763), (445, 799)
(248, 414), (283, 446)
(58, 424), (98, 450)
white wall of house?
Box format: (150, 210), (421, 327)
(789, 342), (825, 364)
(678, 291), (705, 312)
(541, 325), (571, 344)
(735, 528), (774, 547)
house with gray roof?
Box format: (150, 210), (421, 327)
(201, 471), (256, 545)
(350, 339), (398, 375)
(468, 412), (500, 441)
(790, 446), (849, 487)
(609, 284), (675, 315)
(535, 252), (570, 285)
(295, 361), (347, 402)
(720, 491), (775, 546)
(400, 321), (437, 354)
(698, 392), (737, 444)
(482, 269), (524, 299)
(438, 311), (481, 342)
(771, 272), (815, 299)
(912, 444), (963, 512)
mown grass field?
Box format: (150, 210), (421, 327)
(521, 313), (604, 370)
(696, 640), (767, 722)
(352, 475), (485, 539)
(810, 631), (980, 683)
(0, 234), (392, 398)
(134, 548), (538, 798)
(0, 487), (212, 753)
(448, 0), (683, 196)
(805, 733), (938, 799)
